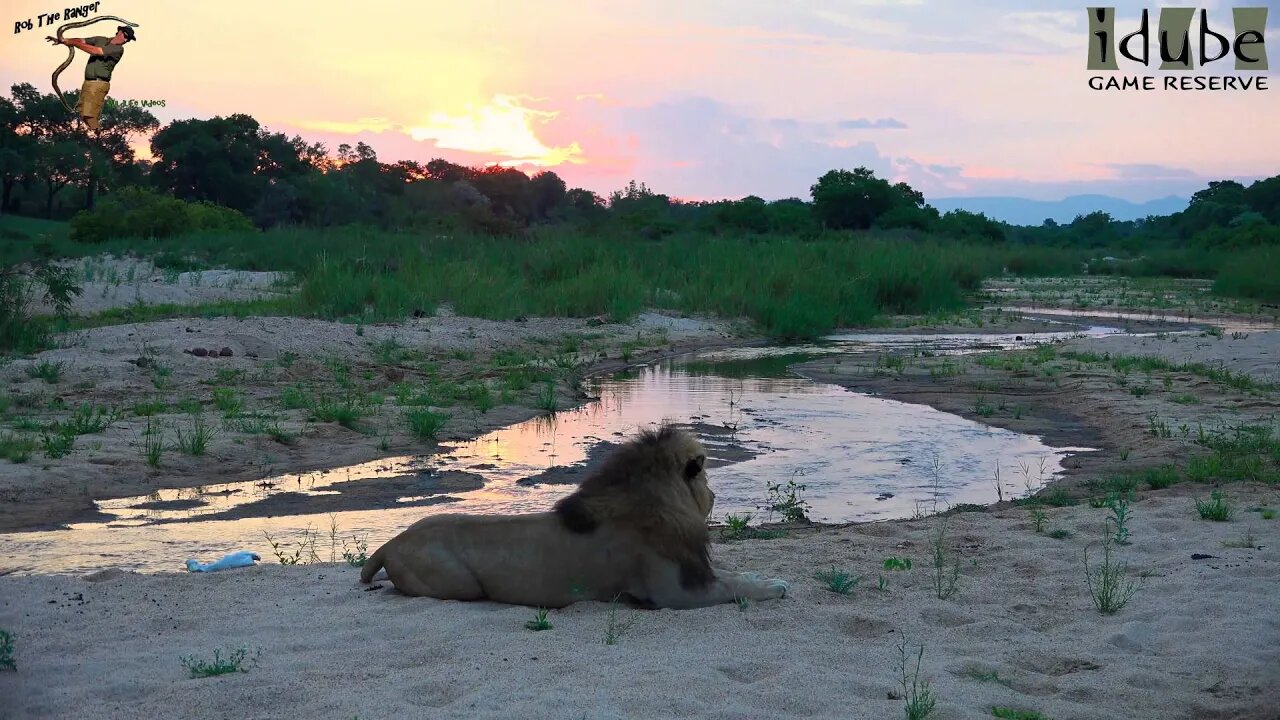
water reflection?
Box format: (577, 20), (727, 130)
(1, 329), (1104, 574)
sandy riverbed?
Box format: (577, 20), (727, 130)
(1, 482), (1276, 720)
(2, 296), (1278, 718)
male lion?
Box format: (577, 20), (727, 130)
(360, 426), (789, 609)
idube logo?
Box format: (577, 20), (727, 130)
(1086, 6), (1269, 91)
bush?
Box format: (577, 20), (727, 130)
(69, 187), (254, 243)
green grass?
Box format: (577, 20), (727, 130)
(525, 608), (553, 631)
(22, 225), (1039, 341)
(62, 403), (118, 435)
(718, 513), (786, 541)
(180, 646), (259, 678)
(0, 629), (14, 671)
(174, 415), (215, 455)
(814, 567), (862, 594)
(0, 432), (37, 463)
(309, 394), (365, 429)
(25, 360), (64, 384)
(210, 387), (244, 418)
(131, 399), (169, 416)
(405, 408), (449, 440)
(1062, 351), (1276, 393)
(992, 708), (1048, 720)
(1084, 540), (1141, 614)
(1214, 245), (1280, 303)
(41, 427), (75, 458)
(1195, 490), (1232, 521)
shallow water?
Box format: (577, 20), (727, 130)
(1, 328), (1108, 575)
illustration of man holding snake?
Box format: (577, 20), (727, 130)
(45, 24), (136, 130)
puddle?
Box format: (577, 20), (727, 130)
(1, 328), (1108, 576)
(998, 306), (1280, 333)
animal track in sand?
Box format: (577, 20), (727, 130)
(408, 679), (468, 708)
(919, 606), (975, 628)
(715, 661), (783, 684)
(835, 614), (894, 639)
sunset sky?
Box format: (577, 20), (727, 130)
(2, 0), (1277, 202)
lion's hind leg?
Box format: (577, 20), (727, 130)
(381, 546), (486, 600)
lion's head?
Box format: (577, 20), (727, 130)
(552, 425), (716, 589)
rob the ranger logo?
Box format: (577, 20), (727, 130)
(1086, 7), (1269, 91)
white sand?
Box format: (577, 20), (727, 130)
(2, 485), (1277, 720)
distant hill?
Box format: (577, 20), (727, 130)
(928, 194), (1189, 226)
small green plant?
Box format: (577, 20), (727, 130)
(877, 575), (889, 592)
(131, 399), (168, 416)
(929, 516), (961, 600)
(1048, 529), (1072, 539)
(174, 414), (215, 456)
(141, 419), (164, 467)
(211, 387), (244, 419)
(992, 708), (1047, 720)
(883, 557), (912, 571)
(814, 567), (861, 594)
(1106, 495), (1132, 545)
(0, 433), (37, 463)
(1195, 490), (1232, 521)
(1262, 509), (1276, 520)
(64, 403), (118, 435)
(263, 527), (320, 565)
(897, 637), (937, 720)
(1084, 537), (1141, 615)
(1222, 527), (1256, 549)
(602, 596), (639, 645)
(1030, 508), (1048, 533)
(536, 381), (558, 413)
(406, 408), (450, 440)
(41, 426), (75, 459)
(0, 629), (14, 671)
(342, 535), (369, 567)
(180, 646), (260, 678)
(760, 477), (811, 523)
(26, 359), (64, 384)
(724, 513), (751, 538)
(280, 385), (310, 410)
(525, 608), (553, 631)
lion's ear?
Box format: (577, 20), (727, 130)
(683, 454), (706, 482)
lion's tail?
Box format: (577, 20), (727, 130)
(359, 544), (387, 584)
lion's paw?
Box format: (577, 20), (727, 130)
(764, 578), (789, 599)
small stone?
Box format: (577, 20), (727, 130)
(206, 349), (220, 357)
(185, 327), (194, 333)
(219, 347), (233, 357)
(1191, 553), (1217, 560)
(192, 348), (208, 357)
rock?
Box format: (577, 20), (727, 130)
(1016, 335), (1024, 341)
(191, 347), (208, 357)
(185, 327), (194, 333)
(219, 347), (233, 357)
(206, 349), (219, 357)
(586, 316), (606, 327)
(1191, 553), (1218, 560)
(514, 314), (528, 323)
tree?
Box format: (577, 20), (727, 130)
(150, 114), (320, 214)
(529, 170), (567, 220)
(715, 195), (769, 234)
(809, 167), (901, 230)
